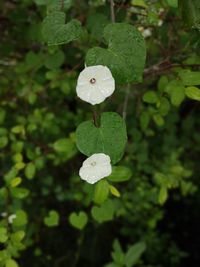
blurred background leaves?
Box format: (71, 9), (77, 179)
(0, 0), (200, 267)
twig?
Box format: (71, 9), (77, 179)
(115, 3), (147, 10)
(72, 232), (84, 267)
(0, 60), (16, 66)
(144, 61), (200, 78)
(60, 0), (64, 10)
(122, 84), (130, 120)
(110, 0), (115, 23)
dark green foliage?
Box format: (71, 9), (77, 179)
(86, 23), (146, 84)
(42, 11), (84, 45)
(178, 0), (200, 28)
(0, 0), (200, 267)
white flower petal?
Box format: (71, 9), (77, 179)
(76, 85), (92, 103)
(76, 65), (115, 105)
(89, 87), (106, 105)
(98, 83), (115, 97)
(79, 153), (112, 184)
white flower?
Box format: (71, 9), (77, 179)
(1, 212), (17, 224)
(1, 212), (7, 218)
(158, 20), (163, 27)
(8, 214), (17, 224)
(76, 65), (115, 105)
(142, 29), (152, 38)
(138, 26), (144, 32)
(79, 153), (112, 184)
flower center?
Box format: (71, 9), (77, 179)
(90, 78), (96, 84)
(91, 161), (97, 167)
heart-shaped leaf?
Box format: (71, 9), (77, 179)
(42, 11), (83, 45)
(44, 210), (59, 227)
(13, 210), (28, 227)
(76, 112), (127, 164)
(86, 23), (146, 84)
(91, 199), (114, 223)
(69, 211), (88, 230)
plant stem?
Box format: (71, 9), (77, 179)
(72, 232), (84, 267)
(110, 0), (115, 23)
(122, 84), (130, 120)
(93, 105), (101, 127)
(93, 109), (98, 127)
(60, 0), (64, 10)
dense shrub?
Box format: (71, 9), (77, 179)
(0, 1), (200, 267)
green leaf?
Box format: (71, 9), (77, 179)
(94, 180), (109, 204)
(44, 210), (59, 227)
(86, 23), (146, 84)
(76, 112), (127, 164)
(11, 187), (29, 199)
(11, 125), (25, 134)
(165, 80), (185, 106)
(13, 153), (23, 163)
(109, 185), (121, 197)
(132, 0), (148, 8)
(167, 0), (178, 8)
(185, 86), (200, 101)
(28, 93), (37, 105)
(157, 97), (170, 116)
(91, 199), (114, 223)
(5, 259), (19, 267)
(13, 210), (28, 227)
(45, 50), (65, 70)
(53, 138), (73, 152)
(15, 162), (25, 170)
(179, 70), (200, 86)
(153, 114), (164, 127)
(69, 211), (88, 230)
(53, 137), (77, 160)
(25, 51), (43, 69)
(0, 250), (9, 263)
(107, 166), (132, 182)
(25, 162), (36, 180)
(125, 242), (146, 267)
(157, 76), (168, 92)
(143, 91), (158, 104)
(112, 239), (125, 265)
(10, 231), (25, 243)
(0, 227), (8, 243)
(4, 168), (19, 184)
(158, 186), (168, 205)
(0, 136), (8, 148)
(171, 87), (185, 106)
(42, 11), (83, 45)
(10, 177), (22, 187)
(178, 0), (200, 28)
